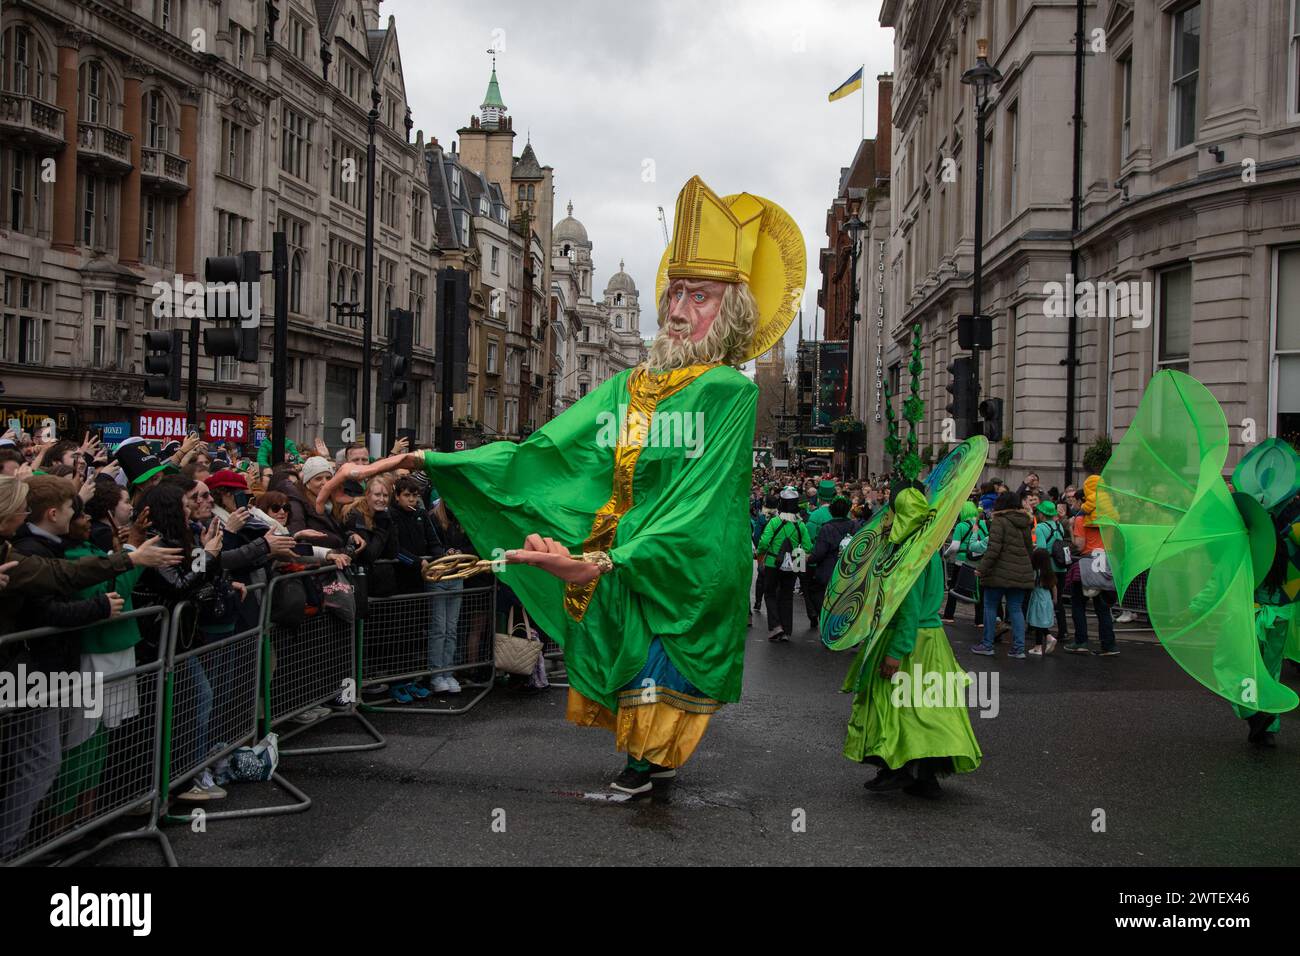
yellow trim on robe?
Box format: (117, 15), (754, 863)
(566, 688), (714, 770)
(562, 363), (715, 621)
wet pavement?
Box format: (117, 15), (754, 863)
(93, 609), (1300, 867)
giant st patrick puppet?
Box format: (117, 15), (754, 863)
(819, 437), (987, 797)
(320, 175), (805, 793)
(1096, 369), (1300, 745)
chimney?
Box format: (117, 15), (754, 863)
(875, 73), (894, 178)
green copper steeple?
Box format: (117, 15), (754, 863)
(482, 67), (506, 110)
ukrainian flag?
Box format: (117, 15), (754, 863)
(828, 67), (864, 102)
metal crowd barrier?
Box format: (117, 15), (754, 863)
(360, 560), (495, 715)
(158, 586), (311, 824)
(262, 566), (384, 755)
(0, 606), (174, 867)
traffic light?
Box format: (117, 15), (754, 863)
(380, 308), (414, 403)
(202, 251), (261, 362)
(945, 357), (977, 438)
(143, 329), (183, 401)
(979, 397), (1004, 443)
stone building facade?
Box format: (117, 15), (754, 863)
(875, 0), (1300, 488)
(0, 0), (436, 451)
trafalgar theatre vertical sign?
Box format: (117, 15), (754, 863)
(874, 240), (886, 424)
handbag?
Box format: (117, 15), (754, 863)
(269, 570), (308, 628)
(494, 605), (543, 676)
(321, 570), (356, 624)
(950, 563), (979, 603)
(1079, 549), (1116, 592)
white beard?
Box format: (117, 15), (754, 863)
(645, 330), (717, 371)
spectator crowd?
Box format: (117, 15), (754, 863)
(0, 427), (489, 863)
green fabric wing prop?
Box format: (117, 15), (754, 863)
(820, 436), (987, 652)
(1100, 369), (1297, 713)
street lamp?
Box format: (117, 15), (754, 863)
(362, 83), (381, 446)
(960, 37), (1003, 434)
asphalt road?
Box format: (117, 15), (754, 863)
(93, 609), (1300, 867)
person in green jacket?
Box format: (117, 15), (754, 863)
(843, 487), (982, 798)
(756, 488), (813, 641)
(256, 436), (302, 472)
(46, 495), (148, 823)
(941, 500), (987, 624)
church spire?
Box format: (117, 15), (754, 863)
(481, 50), (506, 128)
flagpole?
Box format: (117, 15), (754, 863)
(861, 62), (866, 140)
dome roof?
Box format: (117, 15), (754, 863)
(606, 259), (636, 293)
(554, 200), (589, 245)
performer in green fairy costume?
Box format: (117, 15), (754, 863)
(1097, 370), (1300, 745)
(318, 175), (806, 794)
(821, 438), (987, 797)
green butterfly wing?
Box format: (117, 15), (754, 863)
(820, 436), (988, 653)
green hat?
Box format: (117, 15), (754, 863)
(817, 479), (835, 502)
(1035, 500), (1058, 518)
(1232, 437), (1300, 513)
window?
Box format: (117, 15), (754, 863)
(330, 136), (364, 209)
(327, 235), (362, 326)
(1120, 54), (1133, 159)
(1003, 101), (1018, 221)
(1170, 3), (1200, 150)
(92, 322), (105, 367)
(230, 22), (251, 71)
(159, 0), (174, 33)
(145, 90), (170, 151)
(217, 355), (239, 382)
(143, 195), (157, 262)
(380, 167), (398, 226)
(1292, 1), (1300, 119)
(409, 272), (426, 344)
(18, 314), (42, 364)
(490, 246), (500, 275)
(3, 26), (48, 98)
(114, 327), (127, 368)
(484, 392), (498, 427)
(216, 210), (250, 256)
(81, 60), (104, 125)
(279, 215), (307, 314)
(6, 150), (27, 232)
(1157, 265), (1192, 374)
(289, 18), (309, 61)
(1273, 246), (1300, 445)
(378, 259), (394, 333)
(580, 354), (588, 370)
(579, 382), (589, 398)
(280, 106), (312, 181)
(487, 341), (499, 374)
(78, 173), (115, 249)
(411, 188), (425, 241)
(220, 119), (249, 182)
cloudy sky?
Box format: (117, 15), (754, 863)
(387, 0), (895, 367)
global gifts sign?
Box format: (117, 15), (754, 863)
(138, 411), (188, 440)
(205, 414), (249, 443)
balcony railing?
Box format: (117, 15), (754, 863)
(77, 121), (133, 175)
(0, 92), (65, 148)
(140, 146), (190, 194)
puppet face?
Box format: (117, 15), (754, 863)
(665, 278), (729, 343)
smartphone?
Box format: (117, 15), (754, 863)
(293, 543), (315, 557)
(234, 491), (250, 509)
(398, 428), (417, 450)
(6, 419), (19, 435)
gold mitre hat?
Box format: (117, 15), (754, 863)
(656, 175), (806, 364)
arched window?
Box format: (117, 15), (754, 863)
(2, 26), (51, 100)
(145, 89), (175, 151)
(517, 184), (525, 200)
(527, 184), (534, 200)
(562, 243), (570, 257)
(290, 250), (303, 313)
(614, 293), (623, 305)
(78, 60), (117, 126)
(349, 273), (359, 303)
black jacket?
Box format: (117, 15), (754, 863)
(284, 482), (348, 551)
(345, 508), (400, 596)
(390, 505), (445, 594)
(810, 517), (857, 586)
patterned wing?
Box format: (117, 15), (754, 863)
(821, 436), (988, 652)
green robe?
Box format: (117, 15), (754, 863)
(422, 363), (757, 711)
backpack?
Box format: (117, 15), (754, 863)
(1041, 523), (1072, 571)
(772, 522), (805, 573)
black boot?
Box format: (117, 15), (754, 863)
(864, 765), (913, 792)
(1247, 712), (1277, 746)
